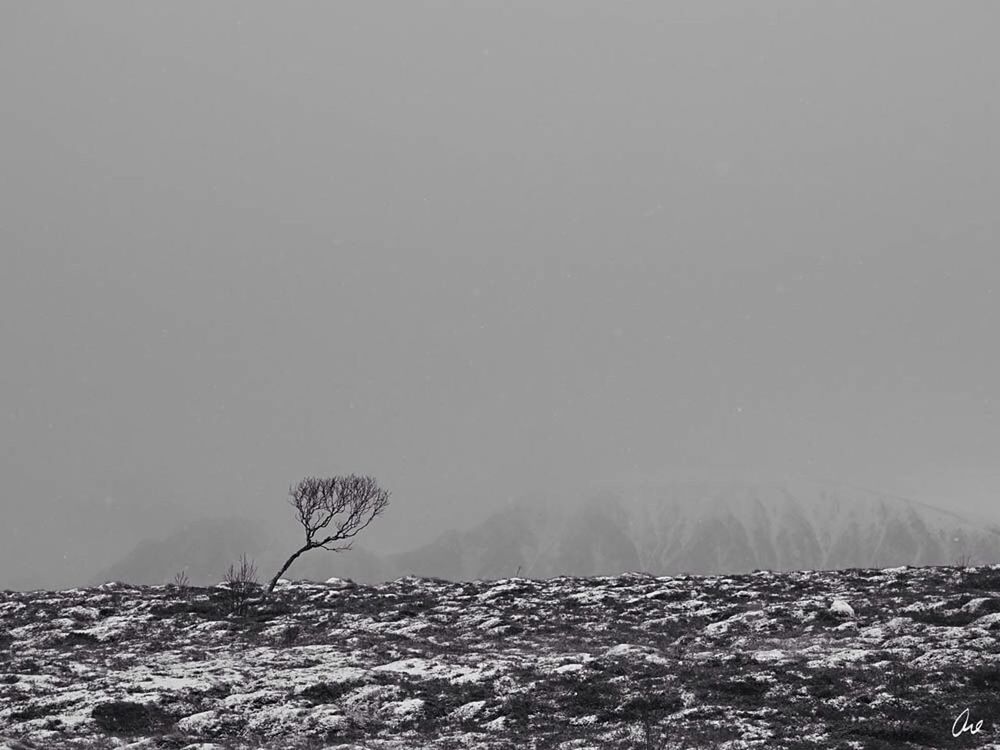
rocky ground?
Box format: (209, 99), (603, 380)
(2, 565), (1000, 749)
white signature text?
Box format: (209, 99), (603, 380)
(952, 708), (984, 738)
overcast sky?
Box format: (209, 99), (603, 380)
(2, 2), (999, 588)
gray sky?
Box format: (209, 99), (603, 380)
(2, 2), (999, 587)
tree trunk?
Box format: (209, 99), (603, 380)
(267, 544), (312, 594)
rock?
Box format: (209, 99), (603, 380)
(961, 597), (991, 613)
(829, 599), (855, 618)
(175, 710), (219, 734)
(450, 700), (487, 720)
(0, 739), (38, 750)
(973, 612), (1000, 629)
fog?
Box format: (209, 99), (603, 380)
(2, 2), (999, 589)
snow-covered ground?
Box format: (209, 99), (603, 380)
(2, 566), (1000, 749)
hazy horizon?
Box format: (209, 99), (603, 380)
(3, 2), (999, 589)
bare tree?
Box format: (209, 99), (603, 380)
(266, 475), (390, 594)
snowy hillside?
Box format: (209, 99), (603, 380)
(3, 565), (1000, 748)
(371, 481), (1000, 582)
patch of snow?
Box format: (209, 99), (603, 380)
(566, 589), (611, 605)
(603, 643), (670, 665)
(340, 683), (404, 725)
(245, 704), (311, 737)
(484, 715), (507, 731)
(386, 697), (425, 717)
(373, 657), (487, 683)
(751, 649), (790, 663)
(63, 606), (101, 621)
(884, 617), (913, 633)
(806, 648), (871, 668)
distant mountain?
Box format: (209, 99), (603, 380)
(2, 494), (199, 591)
(91, 482), (1000, 587)
(92, 517), (274, 586)
(90, 516), (390, 587)
(378, 481), (1000, 580)
(617, 480), (1000, 574)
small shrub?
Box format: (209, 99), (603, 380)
(646, 589), (689, 602)
(967, 665), (1000, 690)
(92, 701), (173, 734)
(17, 660), (41, 674)
(570, 679), (612, 715)
(151, 597), (229, 620)
(223, 554), (259, 617)
(813, 608), (847, 626)
(808, 668), (845, 699)
(299, 680), (363, 705)
(620, 693), (682, 750)
(279, 625), (301, 646)
(846, 718), (937, 745)
(906, 609), (980, 627)
(248, 600), (295, 622)
(957, 567), (1000, 593)
(172, 569), (191, 589)
(500, 691), (535, 728)
(401, 675), (494, 730)
(59, 631), (99, 648)
(11, 703), (58, 722)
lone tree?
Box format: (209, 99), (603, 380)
(267, 474), (390, 594)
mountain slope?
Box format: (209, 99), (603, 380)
(379, 481), (1000, 581)
(92, 517), (275, 586)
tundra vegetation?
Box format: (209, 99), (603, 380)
(2, 565), (1000, 748)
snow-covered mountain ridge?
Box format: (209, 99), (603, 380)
(375, 481), (1000, 582)
(91, 481), (1000, 589)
